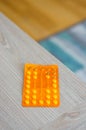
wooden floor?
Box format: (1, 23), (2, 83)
(0, 14), (86, 130)
(0, 0), (86, 41)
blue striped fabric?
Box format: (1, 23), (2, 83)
(39, 21), (86, 82)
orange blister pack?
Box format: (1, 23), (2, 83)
(22, 64), (60, 107)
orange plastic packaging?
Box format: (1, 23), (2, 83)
(22, 64), (60, 107)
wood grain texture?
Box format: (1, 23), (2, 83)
(0, 0), (86, 40)
(40, 103), (86, 130)
(0, 14), (86, 130)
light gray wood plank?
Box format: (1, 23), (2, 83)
(40, 103), (86, 130)
(0, 13), (86, 130)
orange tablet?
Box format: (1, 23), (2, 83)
(22, 64), (60, 107)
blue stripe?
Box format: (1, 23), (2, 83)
(39, 39), (83, 72)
